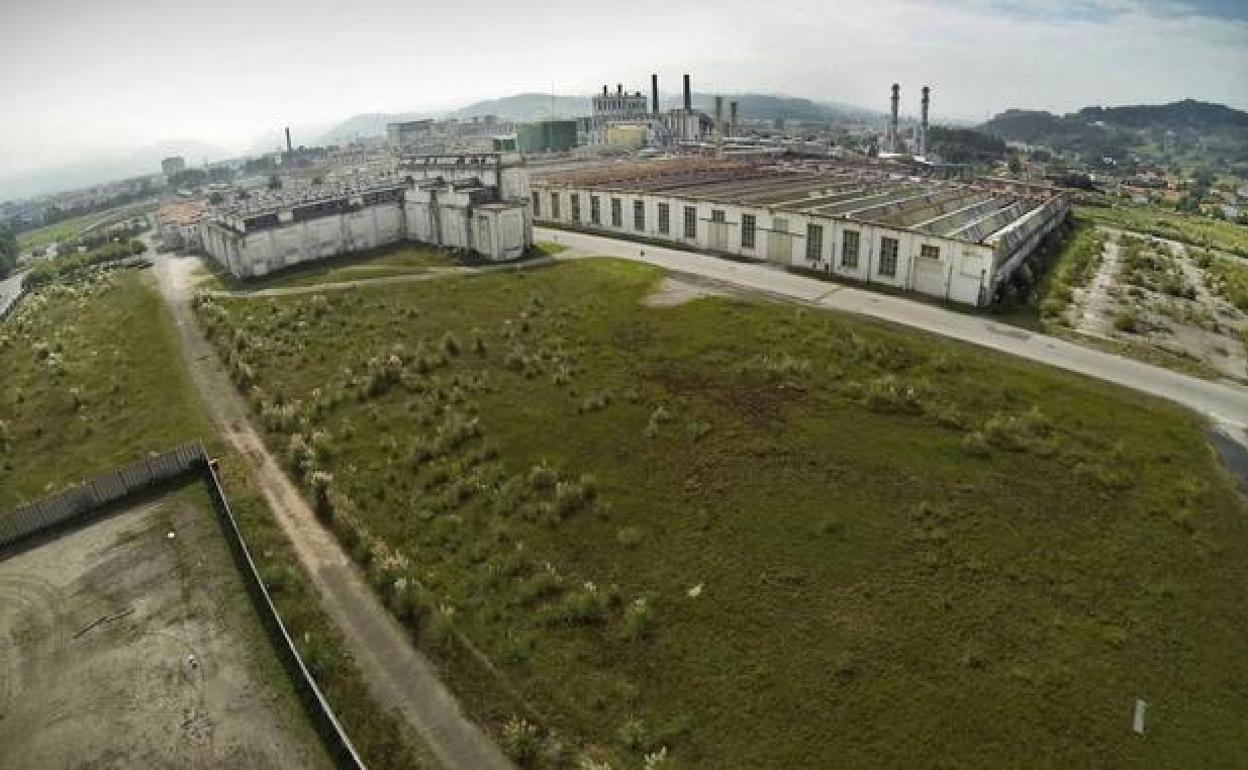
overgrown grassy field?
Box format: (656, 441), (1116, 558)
(1078, 200), (1248, 258)
(0, 270), (216, 507)
(1035, 217), (1105, 324)
(16, 212), (112, 251)
(0, 268), (430, 769)
(198, 259), (1248, 768)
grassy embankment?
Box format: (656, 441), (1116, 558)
(0, 268), (431, 769)
(198, 258), (1248, 768)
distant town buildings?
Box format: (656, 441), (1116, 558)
(161, 156), (187, 178)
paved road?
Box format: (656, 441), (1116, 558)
(0, 271), (23, 318)
(152, 254), (514, 770)
(539, 227), (1248, 440)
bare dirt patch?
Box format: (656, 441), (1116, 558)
(0, 494), (329, 769)
(643, 275), (731, 307)
(1067, 228), (1248, 379)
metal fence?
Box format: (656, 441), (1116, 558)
(0, 443), (366, 770)
(0, 442), (204, 548)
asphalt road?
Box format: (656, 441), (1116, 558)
(0, 271), (23, 318)
(538, 226), (1248, 440)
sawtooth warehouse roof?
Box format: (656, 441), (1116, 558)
(534, 159), (1069, 252)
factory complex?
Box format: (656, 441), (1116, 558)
(532, 159), (1070, 306)
(177, 71), (1071, 307)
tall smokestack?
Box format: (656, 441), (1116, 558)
(920, 86), (930, 158)
(729, 101), (739, 138)
(285, 126), (292, 154)
(715, 96), (724, 159)
(617, 83), (623, 96)
(651, 74), (659, 115)
(603, 85), (608, 97)
(888, 83), (900, 153)
(683, 74), (692, 112)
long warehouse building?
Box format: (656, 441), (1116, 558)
(531, 160), (1070, 306)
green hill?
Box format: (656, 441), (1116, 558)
(979, 100), (1248, 167)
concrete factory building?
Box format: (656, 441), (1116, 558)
(531, 159), (1069, 306)
(201, 153), (532, 278)
(585, 74), (713, 147)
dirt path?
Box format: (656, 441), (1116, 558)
(151, 254), (513, 770)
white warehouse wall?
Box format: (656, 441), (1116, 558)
(535, 184), (1003, 306)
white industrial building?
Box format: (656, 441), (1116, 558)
(201, 153), (532, 278)
(531, 159), (1070, 306)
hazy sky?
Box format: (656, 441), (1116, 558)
(1, 0), (1246, 177)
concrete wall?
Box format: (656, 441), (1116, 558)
(204, 188), (531, 278)
(536, 184), (1011, 306)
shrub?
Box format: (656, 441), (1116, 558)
(517, 565), (563, 605)
(616, 526), (644, 548)
(547, 582), (608, 625)
(442, 331), (461, 357)
(552, 481), (588, 518)
(1113, 307), (1140, 333)
(430, 605), (457, 648)
(960, 431), (992, 457)
(528, 462), (557, 491)
(617, 716), (649, 753)
(863, 375), (923, 415)
(500, 716), (542, 764)
(623, 597), (653, 640)
(471, 329), (487, 356)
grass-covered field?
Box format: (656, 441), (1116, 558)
(0, 270), (215, 507)
(1078, 199), (1248, 258)
(0, 267), (430, 769)
(197, 258), (1248, 768)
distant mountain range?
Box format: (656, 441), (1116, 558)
(0, 140), (230, 202)
(978, 99), (1248, 165)
(315, 92), (881, 144)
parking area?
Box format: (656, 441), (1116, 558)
(0, 491), (329, 769)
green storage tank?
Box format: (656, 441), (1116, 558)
(517, 120), (578, 154)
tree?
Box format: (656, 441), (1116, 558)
(208, 192), (225, 205)
(0, 224), (17, 278)
(267, 175), (282, 191)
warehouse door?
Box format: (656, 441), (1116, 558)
(477, 217), (492, 258)
(708, 222), (728, 252)
(767, 218), (792, 265)
(913, 252), (946, 298)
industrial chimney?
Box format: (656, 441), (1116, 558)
(888, 83), (900, 154)
(285, 126), (293, 154)
(919, 86), (930, 158)
(652, 74), (660, 115)
(729, 101), (739, 138)
(683, 74), (692, 112)
(715, 96), (724, 159)
(617, 83), (623, 96)
(603, 85), (608, 97)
